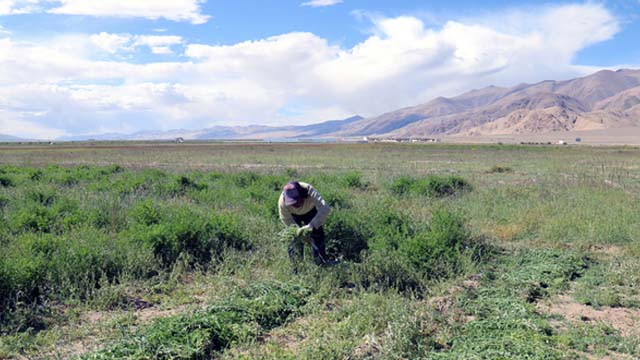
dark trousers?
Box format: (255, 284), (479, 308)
(289, 208), (328, 265)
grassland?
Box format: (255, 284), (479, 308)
(1, 142), (639, 359)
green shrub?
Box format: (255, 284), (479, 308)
(390, 175), (471, 197)
(389, 176), (414, 195)
(321, 187), (351, 209)
(354, 251), (422, 293)
(94, 169), (165, 195)
(129, 200), (161, 226)
(487, 165), (513, 173)
(1, 228), (157, 330)
(0, 175), (14, 187)
(413, 175), (471, 197)
(366, 204), (416, 251)
(8, 197), (83, 234)
(124, 206), (249, 267)
(85, 281), (309, 359)
(324, 210), (368, 261)
(233, 172), (260, 188)
(9, 206), (55, 233)
(400, 210), (470, 279)
(0, 195), (9, 209)
(342, 171), (368, 190)
(24, 186), (58, 206)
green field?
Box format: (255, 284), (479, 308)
(1, 142), (640, 359)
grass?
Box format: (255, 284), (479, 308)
(0, 142), (639, 359)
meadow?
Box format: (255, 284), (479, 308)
(1, 142), (640, 359)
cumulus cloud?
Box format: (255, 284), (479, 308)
(0, 0), (42, 15)
(48, 0), (210, 24)
(0, 0), (210, 23)
(301, 0), (343, 7)
(0, 3), (626, 139)
(89, 32), (183, 55)
(0, 110), (66, 139)
(90, 32), (132, 54)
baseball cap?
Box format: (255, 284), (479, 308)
(283, 182), (300, 206)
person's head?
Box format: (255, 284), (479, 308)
(283, 181), (305, 208)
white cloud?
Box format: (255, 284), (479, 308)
(49, 0), (210, 24)
(90, 32), (132, 54)
(0, 110), (66, 139)
(301, 0), (342, 7)
(0, 0), (210, 23)
(89, 33), (183, 55)
(0, 3), (627, 138)
(133, 35), (183, 47)
(0, 0), (42, 15)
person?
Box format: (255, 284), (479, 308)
(278, 181), (337, 267)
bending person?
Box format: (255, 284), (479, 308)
(278, 181), (336, 266)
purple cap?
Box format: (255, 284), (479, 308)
(283, 182), (300, 206)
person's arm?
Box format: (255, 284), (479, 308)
(307, 186), (331, 229)
(278, 193), (296, 227)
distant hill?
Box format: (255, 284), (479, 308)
(332, 69), (640, 137)
(58, 115), (363, 141)
(0, 134), (32, 142)
(26, 68), (640, 142)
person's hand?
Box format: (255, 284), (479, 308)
(296, 225), (312, 237)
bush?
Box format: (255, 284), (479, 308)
(324, 210), (368, 261)
(342, 171), (368, 190)
(321, 187), (351, 209)
(413, 175), (471, 197)
(365, 203), (416, 252)
(25, 186), (58, 206)
(124, 206), (249, 267)
(488, 165), (513, 173)
(389, 176), (415, 195)
(0, 195), (8, 209)
(85, 281), (309, 359)
(0, 229), (156, 330)
(390, 175), (471, 198)
(400, 210), (470, 279)
(129, 200), (161, 226)
(354, 251), (422, 293)
(8, 197), (83, 234)
(0, 175), (14, 187)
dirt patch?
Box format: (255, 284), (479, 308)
(538, 295), (640, 337)
(84, 303), (194, 325)
(587, 245), (625, 257)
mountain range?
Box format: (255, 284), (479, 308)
(56, 115), (365, 141)
(334, 68), (640, 138)
(3, 68), (639, 142)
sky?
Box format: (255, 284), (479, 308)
(0, 0), (639, 139)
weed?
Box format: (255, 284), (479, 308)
(84, 281), (310, 359)
(390, 175), (471, 197)
(487, 165), (513, 173)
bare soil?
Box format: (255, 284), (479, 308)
(538, 295), (640, 337)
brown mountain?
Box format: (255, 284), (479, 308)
(334, 69), (640, 138)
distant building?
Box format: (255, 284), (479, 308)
(175, 137), (185, 143)
(558, 140), (567, 145)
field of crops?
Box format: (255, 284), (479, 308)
(1, 142), (640, 359)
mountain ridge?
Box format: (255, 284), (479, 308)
(334, 68), (640, 138)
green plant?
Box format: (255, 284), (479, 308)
(400, 210), (470, 279)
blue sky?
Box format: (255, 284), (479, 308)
(0, 0), (638, 138)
